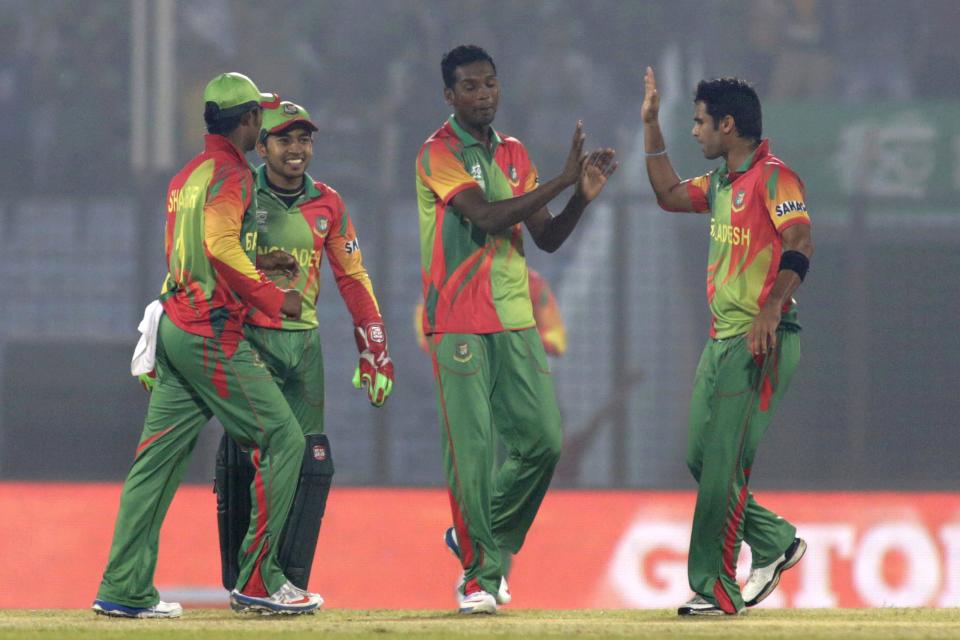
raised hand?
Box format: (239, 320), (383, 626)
(560, 120), (587, 186)
(641, 66), (660, 124)
(576, 149), (618, 202)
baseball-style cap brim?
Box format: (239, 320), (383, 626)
(203, 72), (280, 120)
(261, 101), (319, 137)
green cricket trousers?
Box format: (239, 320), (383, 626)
(96, 315), (305, 606)
(245, 325), (325, 436)
(432, 329), (562, 597)
(686, 327), (800, 613)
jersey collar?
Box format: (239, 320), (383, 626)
(720, 138), (770, 185)
(446, 115), (502, 151)
(203, 134), (249, 164)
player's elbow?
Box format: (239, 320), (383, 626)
(532, 232), (560, 253)
(470, 208), (508, 235)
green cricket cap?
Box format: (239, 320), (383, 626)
(261, 101), (319, 139)
(203, 72), (280, 120)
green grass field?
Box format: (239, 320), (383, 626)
(1, 609), (959, 640)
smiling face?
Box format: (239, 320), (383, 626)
(444, 59), (500, 137)
(257, 125), (313, 189)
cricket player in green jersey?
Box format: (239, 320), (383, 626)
(642, 67), (813, 616)
(417, 45), (617, 614)
(215, 101), (393, 598)
(93, 73), (323, 618)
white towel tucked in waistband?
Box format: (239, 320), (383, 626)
(131, 300), (164, 376)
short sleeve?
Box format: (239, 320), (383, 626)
(764, 165), (810, 232)
(417, 140), (479, 205)
(685, 174), (712, 213)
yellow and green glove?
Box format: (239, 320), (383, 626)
(138, 370), (157, 392)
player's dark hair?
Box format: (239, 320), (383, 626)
(441, 45), (496, 89)
(694, 78), (762, 143)
(204, 102), (259, 135)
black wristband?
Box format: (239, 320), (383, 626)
(779, 250), (809, 281)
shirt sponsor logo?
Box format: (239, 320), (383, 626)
(710, 220), (751, 246)
(470, 163), (485, 191)
(454, 342), (472, 363)
(775, 200), (807, 217)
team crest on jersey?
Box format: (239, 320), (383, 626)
(733, 189), (746, 210)
(509, 164), (519, 185)
(454, 342), (472, 363)
(470, 163), (485, 190)
(316, 217), (329, 234)
(312, 443), (328, 461)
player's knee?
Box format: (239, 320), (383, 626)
(536, 424), (563, 465)
(273, 422), (306, 459)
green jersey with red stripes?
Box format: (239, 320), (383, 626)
(416, 116), (538, 335)
(676, 139), (811, 339)
(246, 166), (382, 331)
(160, 134), (285, 344)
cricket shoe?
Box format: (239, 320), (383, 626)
(742, 537), (807, 606)
(677, 594), (733, 617)
(458, 590), (497, 615)
(229, 581), (323, 615)
(92, 599), (182, 618)
(445, 527), (512, 605)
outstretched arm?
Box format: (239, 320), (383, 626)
(642, 66), (700, 213)
(450, 122), (587, 235)
(525, 149), (618, 252)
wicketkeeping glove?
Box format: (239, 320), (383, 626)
(352, 322), (394, 407)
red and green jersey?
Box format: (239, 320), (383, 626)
(416, 116), (538, 335)
(246, 167), (381, 331)
(160, 134), (285, 344)
(674, 139), (811, 339)
(414, 267), (566, 356)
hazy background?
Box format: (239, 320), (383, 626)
(1, 0), (957, 492)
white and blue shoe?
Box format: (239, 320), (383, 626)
(458, 589), (497, 615)
(92, 599), (182, 618)
(445, 526), (512, 605)
(229, 581), (323, 615)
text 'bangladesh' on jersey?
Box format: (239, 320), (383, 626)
(246, 167), (382, 331)
(161, 134), (284, 343)
(416, 116), (537, 335)
(670, 139), (811, 339)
